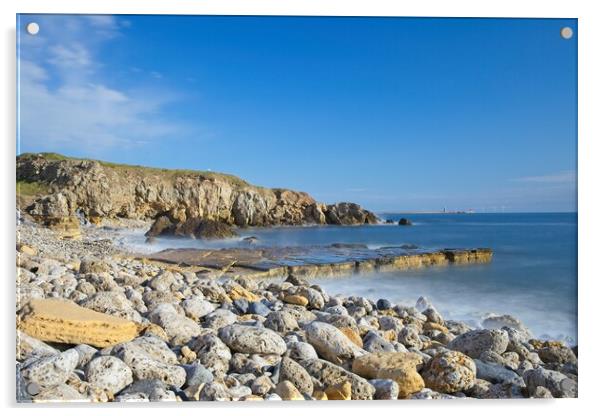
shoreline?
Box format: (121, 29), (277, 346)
(16, 218), (578, 402)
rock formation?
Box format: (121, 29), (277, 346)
(17, 153), (379, 234)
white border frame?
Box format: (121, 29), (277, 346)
(2, 1), (600, 415)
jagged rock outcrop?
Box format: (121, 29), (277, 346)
(17, 153), (378, 229)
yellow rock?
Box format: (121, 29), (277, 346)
(88, 216), (103, 226)
(325, 381), (352, 400)
(241, 395), (264, 401)
(312, 390), (328, 400)
(18, 298), (140, 348)
(423, 322), (449, 333)
(352, 352), (424, 398)
(282, 294), (309, 307)
(180, 345), (197, 363)
(17, 244), (37, 256)
(383, 329), (398, 342)
(340, 327), (363, 348)
(228, 286), (260, 302)
(275, 380), (304, 400)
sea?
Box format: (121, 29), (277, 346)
(117, 212), (578, 344)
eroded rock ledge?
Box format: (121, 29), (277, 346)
(145, 245), (494, 279)
(17, 154), (378, 236)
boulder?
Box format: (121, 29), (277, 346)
(398, 218), (412, 226)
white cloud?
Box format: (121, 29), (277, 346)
(48, 44), (92, 68)
(513, 170), (576, 184)
(18, 15), (184, 155)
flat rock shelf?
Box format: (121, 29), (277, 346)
(143, 245), (493, 279)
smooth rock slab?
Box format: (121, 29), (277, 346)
(18, 298), (140, 348)
(86, 356), (133, 394)
(218, 324), (287, 355)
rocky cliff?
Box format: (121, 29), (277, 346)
(17, 153), (378, 234)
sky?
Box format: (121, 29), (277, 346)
(17, 15), (577, 212)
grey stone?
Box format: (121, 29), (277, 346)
(183, 362), (214, 387)
(149, 303), (201, 345)
(264, 310), (299, 333)
(248, 301), (271, 317)
(118, 379), (176, 401)
(363, 331), (395, 353)
(376, 299), (392, 310)
(286, 341), (318, 361)
(218, 324), (287, 355)
(304, 321), (365, 365)
(73, 344), (98, 369)
(86, 356), (133, 394)
(448, 329), (509, 358)
(203, 308), (238, 330)
(474, 359), (525, 387)
(181, 297), (215, 320)
(523, 367), (577, 398)
(187, 333), (232, 377)
(278, 357), (313, 395)
(22, 349), (79, 389)
(301, 358), (375, 400)
(113, 339), (186, 388)
(370, 378), (399, 400)
(33, 383), (89, 402)
(16, 330), (58, 361)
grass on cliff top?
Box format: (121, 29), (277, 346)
(17, 180), (49, 197)
(18, 152), (252, 188)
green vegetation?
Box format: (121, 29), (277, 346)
(17, 152), (251, 187)
(17, 180), (49, 197)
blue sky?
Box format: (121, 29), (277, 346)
(17, 15), (577, 212)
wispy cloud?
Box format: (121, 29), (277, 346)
(18, 15), (184, 155)
(513, 170), (576, 184)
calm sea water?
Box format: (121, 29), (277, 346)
(119, 213), (577, 343)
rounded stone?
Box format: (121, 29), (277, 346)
(86, 356), (133, 394)
(422, 350), (477, 393)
